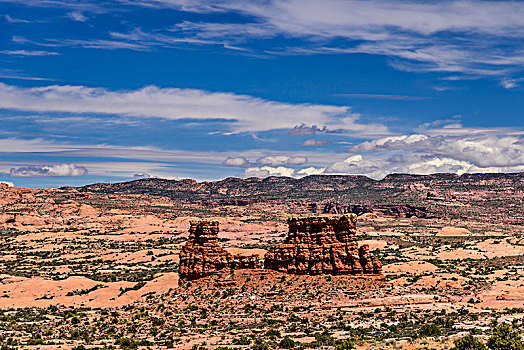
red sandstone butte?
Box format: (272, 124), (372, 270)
(178, 221), (260, 280)
(264, 214), (382, 275)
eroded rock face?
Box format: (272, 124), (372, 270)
(264, 215), (382, 275)
(359, 244), (382, 274)
(178, 221), (260, 280)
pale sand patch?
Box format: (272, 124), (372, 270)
(411, 274), (467, 290)
(337, 294), (439, 309)
(359, 239), (388, 250)
(478, 278), (524, 309)
(0, 273), (179, 308)
(438, 248), (486, 260)
(383, 261), (437, 275)
(91, 233), (173, 241)
(475, 239), (524, 258)
(100, 249), (173, 264)
(15, 231), (73, 242)
(404, 246), (434, 260)
(437, 226), (472, 236)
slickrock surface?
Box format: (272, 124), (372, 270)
(265, 214), (382, 275)
(178, 221), (260, 280)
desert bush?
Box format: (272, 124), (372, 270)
(451, 334), (487, 350)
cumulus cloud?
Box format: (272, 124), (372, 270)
(323, 153), (524, 179)
(0, 83), (383, 133)
(301, 139), (332, 146)
(9, 164), (88, 177)
(288, 124), (324, 135)
(0, 181), (14, 187)
(256, 155), (307, 166)
(243, 166), (296, 178)
(241, 165), (326, 178)
(223, 156), (252, 167)
(296, 167), (325, 176)
(223, 155), (308, 168)
(133, 173), (151, 179)
(348, 133), (524, 168)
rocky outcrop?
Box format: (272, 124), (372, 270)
(178, 221), (260, 280)
(359, 244), (382, 274)
(264, 215), (381, 275)
(309, 202), (431, 218)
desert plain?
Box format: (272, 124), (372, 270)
(0, 173), (522, 349)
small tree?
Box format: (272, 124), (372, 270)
(419, 323), (442, 338)
(451, 334), (487, 350)
(487, 323), (524, 350)
(336, 339), (355, 350)
(279, 337), (295, 349)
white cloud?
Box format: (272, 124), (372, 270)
(301, 139), (331, 146)
(348, 133), (524, 168)
(133, 173), (151, 179)
(5, 15), (30, 23)
(112, 0), (524, 76)
(9, 164), (88, 177)
(11, 0), (524, 75)
(243, 166), (296, 178)
(323, 153), (524, 179)
(0, 50), (59, 56)
(0, 181), (14, 187)
(68, 11), (87, 21)
(296, 167), (325, 176)
(256, 155), (307, 166)
(223, 155), (309, 168)
(501, 77), (523, 89)
(223, 156), (252, 167)
(288, 124), (324, 135)
(0, 83), (386, 133)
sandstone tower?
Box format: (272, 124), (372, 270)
(264, 214), (382, 275)
(178, 221), (260, 280)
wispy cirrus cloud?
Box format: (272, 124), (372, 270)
(5, 14), (30, 23)
(0, 50), (59, 56)
(120, 0), (524, 77)
(0, 82), (388, 134)
(301, 139), (331, 146)
(67, 11), (87, 21)
(10, 0), (524, 78)
(334, 94), (429, 101)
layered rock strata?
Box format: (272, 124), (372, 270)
(264, 215), (382, 275)
(178, 221), (260, 280)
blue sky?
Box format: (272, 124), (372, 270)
(1, 0), (524, 188)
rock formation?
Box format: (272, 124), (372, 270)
(359, 244), (382, 274)
(178, 221), (260, 280)
(309, 202), (431, 218)
(265, 214), (381, 275)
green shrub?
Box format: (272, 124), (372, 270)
(487, 323), (524, 350)
(451, 334), (487, 350)
(419, 323), (441, 337)
(279, 337), (295, 349)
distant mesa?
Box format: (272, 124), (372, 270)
(265, 214), (382, 275)
(178, 220), (260, 280)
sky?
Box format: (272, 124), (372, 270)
(1, 0), (524, 188)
